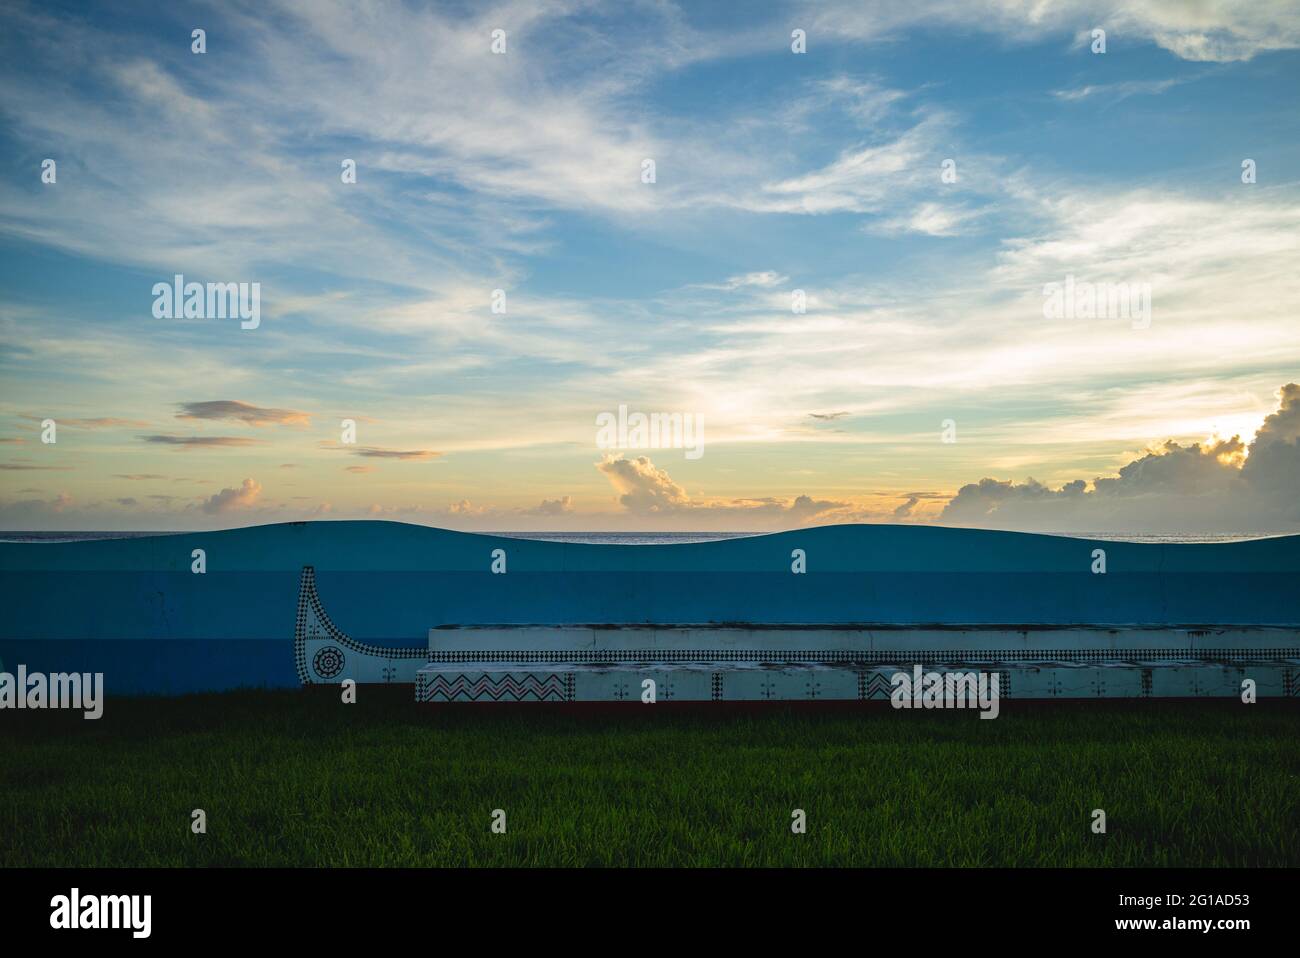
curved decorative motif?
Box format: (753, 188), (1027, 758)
(294, 566), (425, 686)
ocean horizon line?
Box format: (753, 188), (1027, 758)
(0, 527), (1287, 545)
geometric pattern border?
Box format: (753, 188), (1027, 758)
(416, 672), (573, 703)
(411, 663), (1299, 702)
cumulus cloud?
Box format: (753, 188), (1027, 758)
(0, 482), (340, 531)
(940, 383), (1300, 533)
(596, 454), (848, 523)
(893, 495), (920, 518)
(201, 478), (263, 514)
(596, 455), (691, 514)
(176, 400), (311, 427)
(526, 496), (574, 516)
(1239, 382), (1300, 499)
(364, 496), (578, 526)
(0, 491), (74, 522)
(1252, 382), (1300, 443)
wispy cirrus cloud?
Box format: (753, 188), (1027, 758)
(21, 415), (150, 429)
(867, 201), (986, 237)
(1052, 77), (1189, 102)
(1, 1), (1297, 532)
(804, 0), (1300, 63)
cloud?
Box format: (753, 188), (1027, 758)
(596, 455), (691, 514)
(0, 492), (74, 521)
(596, 454), (848, 523)
(176, 401), (311, 427)
(1252, 382), (1300, 443)
(893, 495), (920, 518)
(806, 0), (1300, 63)
(114, 473), (167, 480)
(351, 446), (441, 461)
(1239, 382), (1300, 500)
(811, 76), (908, 124)
(141, 435), (265, 449)
(22, 416), (150, 428)
(722, 271), (789, 290)
(525, 496), (574, 516)
(201, 478), (263, 515)
(756, 115), (948, 215)
(939, 383), (1300, 533)
(867, 202), (984, 237)
(0, 3), (1296, 539)
(1052, 78), (1188, 102)
(362, 495), (578, 525)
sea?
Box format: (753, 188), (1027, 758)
(0, 530), (1282, 544)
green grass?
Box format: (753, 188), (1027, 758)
(2, 690), (1296, 867)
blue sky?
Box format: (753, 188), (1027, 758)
(1, 1), (1299, 533)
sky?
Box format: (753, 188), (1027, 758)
(1, 0), (1298, 534)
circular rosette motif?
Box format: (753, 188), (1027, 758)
(313, 645), (346, 680)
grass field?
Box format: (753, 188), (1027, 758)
(2, 690), (1296, 867)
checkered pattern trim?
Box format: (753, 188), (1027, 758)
(425, 647), (1298, 665)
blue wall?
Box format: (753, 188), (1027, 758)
(2, 522), (1298, 693)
